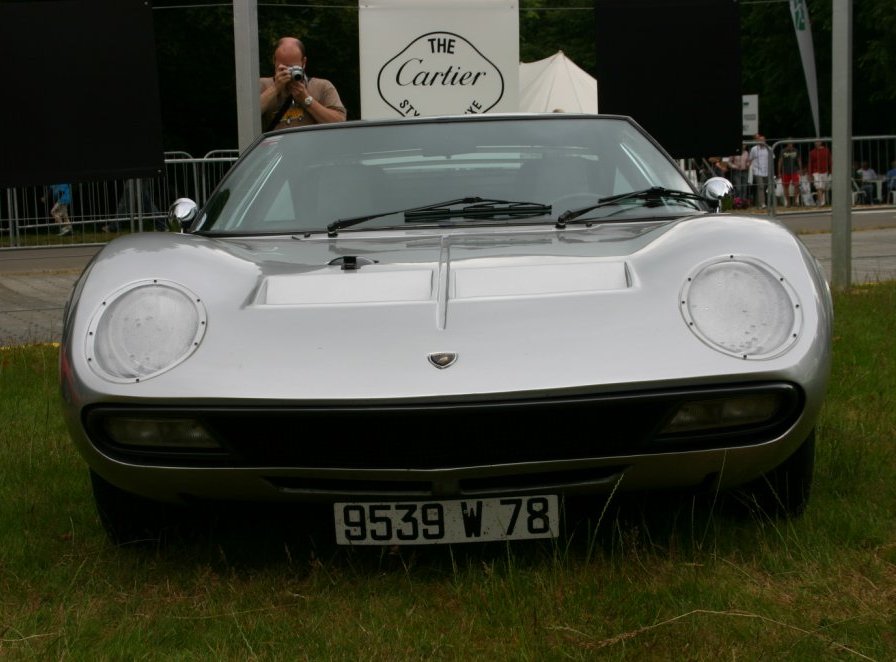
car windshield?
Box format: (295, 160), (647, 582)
(193, 116), (701, 235)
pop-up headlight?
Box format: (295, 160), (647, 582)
(87, 279), (207, 382)
(680, 257), (801, 359)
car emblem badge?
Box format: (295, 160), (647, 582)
(428, 352), (458, 369)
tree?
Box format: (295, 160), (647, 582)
(741, 0), (896, 139)
(153, 4), (237, 155)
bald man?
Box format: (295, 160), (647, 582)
(259, 37), (346, 131)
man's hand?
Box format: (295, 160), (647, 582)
(273, 64), (307, 101)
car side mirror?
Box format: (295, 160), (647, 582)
(700, 177), (735, 212)
(167, 198), (198, 232)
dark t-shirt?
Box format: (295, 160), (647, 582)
(780, 147), (800, 175)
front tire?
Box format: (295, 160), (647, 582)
(732, 430), (815, 518)
(89, 470), (178, 545)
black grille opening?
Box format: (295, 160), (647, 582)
(84, 383), (802, 469)
(208, 397), (669, 469)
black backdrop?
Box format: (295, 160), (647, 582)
(0, 0), (164, 186)
(595, 0), (742, 158)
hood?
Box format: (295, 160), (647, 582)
(68, 217), (826, 402)
(230, 223), (669, 310)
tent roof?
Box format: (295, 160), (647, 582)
(518, 50), (598, 114)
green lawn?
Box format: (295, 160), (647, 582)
(1, 283), (894, 659)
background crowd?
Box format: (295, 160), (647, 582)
(705, 134), (896, 211)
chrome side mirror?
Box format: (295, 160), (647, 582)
(700, 177), (735, 212)
(167, 197), (198, 231)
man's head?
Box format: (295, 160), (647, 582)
(273, 37), (307, 70)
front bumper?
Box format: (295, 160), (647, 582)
(72, 382), (813, 503)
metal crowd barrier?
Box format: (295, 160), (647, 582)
(0, 151), (239, 249)
(765, 135), (896, 212)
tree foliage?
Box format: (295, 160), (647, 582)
(150, 0), (895, 154)
(153, 4), (237, 156)
(520, 0), (596, 72)
(741, 0), (896, 140)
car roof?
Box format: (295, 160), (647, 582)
(265, 112), (637, 136)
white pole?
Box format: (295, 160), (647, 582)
(233, 0), (261, 152)
(831, 0), (852, 289)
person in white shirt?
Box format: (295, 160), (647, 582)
(748, 134), (771, 209)
(856, 161), (879, 204)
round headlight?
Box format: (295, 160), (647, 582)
(680, 256), (801, 359)
(87, 280), (207, 382)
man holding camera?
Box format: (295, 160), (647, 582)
(259, 37), (346, 131)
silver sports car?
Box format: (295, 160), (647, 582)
(60, 115), (832, 545)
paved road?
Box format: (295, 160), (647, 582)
(2, 208), (895, 347)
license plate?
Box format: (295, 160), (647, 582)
(334, 495), (559, 545)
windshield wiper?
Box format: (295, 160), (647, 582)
(404, 199), (551, 222)
(327, 197), (550, 236)
(555, 187), (709, 228)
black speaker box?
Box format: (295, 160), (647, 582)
(0, 0), (164, 185)
(595, 0), (742, 158)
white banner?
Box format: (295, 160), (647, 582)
(742, 94), (758, 136)
(359, 0), (519, 119)
(790, 0), (820, 136)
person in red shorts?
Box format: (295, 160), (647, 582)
(777, 141), (802, 207)
(808, 140), (832, 205)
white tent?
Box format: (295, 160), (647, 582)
(518, 51), (598, 114)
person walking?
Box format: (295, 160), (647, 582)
(48, 183), (73, 236)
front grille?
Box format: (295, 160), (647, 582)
(264, 465), (629, 498)
(84, 383), (802, 469)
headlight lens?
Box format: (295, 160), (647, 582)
(87, 280), (207, 382)
(680, 257), (801, 359)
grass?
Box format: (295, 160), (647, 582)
(1, 284), (895, 659)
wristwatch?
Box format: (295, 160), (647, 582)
(302, 95), (314, 108)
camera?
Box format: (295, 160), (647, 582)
(287, 65), (306, 82)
